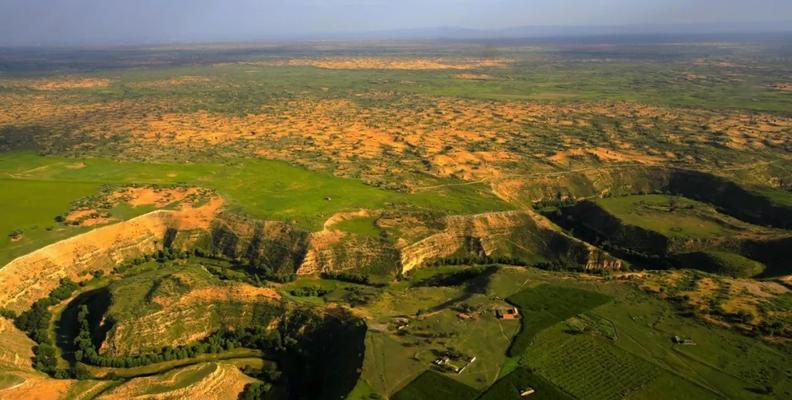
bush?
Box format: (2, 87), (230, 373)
(0, 308), (17, 319)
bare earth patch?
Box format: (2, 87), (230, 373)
(32, 78), (111, 90)
(771, 83), (792, 91)
(129, 75), (214, 89)
(109, 186), (205, 208)
(452, 73), (498, 80)
(286, 57), (513, 70)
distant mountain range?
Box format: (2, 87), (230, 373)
(3, 21), (790, 47)
(322, 21), (792, 41)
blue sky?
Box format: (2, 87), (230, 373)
(0, 0), (790, 45)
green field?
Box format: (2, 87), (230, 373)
(506, 284), (611, 356)
(334, 216), (382, 238)
(0, 151), (511, 265)
(593, 195), (729, 239)
(678, 250), (765, 277)
(478, 367), (573, 400)
(509, 275), (792, 400)
(0, 178), (98, 265)
(392, 370), (479, 400)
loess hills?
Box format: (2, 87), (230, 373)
(0, 40), (790, 400)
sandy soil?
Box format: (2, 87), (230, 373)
(32, 78), (111, 90)
(285, 57), (513, 70)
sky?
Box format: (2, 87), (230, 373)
(0, 0), (790, 45)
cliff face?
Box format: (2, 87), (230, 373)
(493, 166), (671, 204)
(561, 200), (671, 256)
(300, 234), (401, 277)
(668, 170), (792, 229)
(100, 280), (281, 357)
(1, 213), (186, 313)
(0, 199), (222, 313)
(399, 210), (622, 273)
(496, 166), (792, 230)
(0, 195), (627, 318)
(206, 213), (310, 276)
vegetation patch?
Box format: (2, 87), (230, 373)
(676, 250), (765, 278)
(525, 333), (657, 400)
(507, 284), (611, 356)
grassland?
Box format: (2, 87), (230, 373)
(0, 151), (510, 266)
(353, 265), (521, 395)
(0, 178), (98, 265)
(334, 216), (383, 238)
(506, 272), (792, 400)
(593, 195), (730, 239)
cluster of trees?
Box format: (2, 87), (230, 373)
(414, 265), (499, 287)
(238, 364), (281, 399)
(340, 287), (379, 307)
(13, 278), (80, 376)
(255, 269), (296, 283)
(321, 271), (373, 285)
(289, 286), (329, 297)
(0, 308), (16, 319)
(111, 248), (194, 275)
(426, 255), (529, 268)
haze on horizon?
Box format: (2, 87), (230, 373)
(1, 0), (791, 46)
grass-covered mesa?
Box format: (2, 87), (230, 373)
(0, 36), (790, 400)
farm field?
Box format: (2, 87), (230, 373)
(392, 370), (479, 400)
(506, 284), (611, 356)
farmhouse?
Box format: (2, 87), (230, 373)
(496, 307), (520, 320)
(432, 355), (477, 374)
(672, 335), (696, 345)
